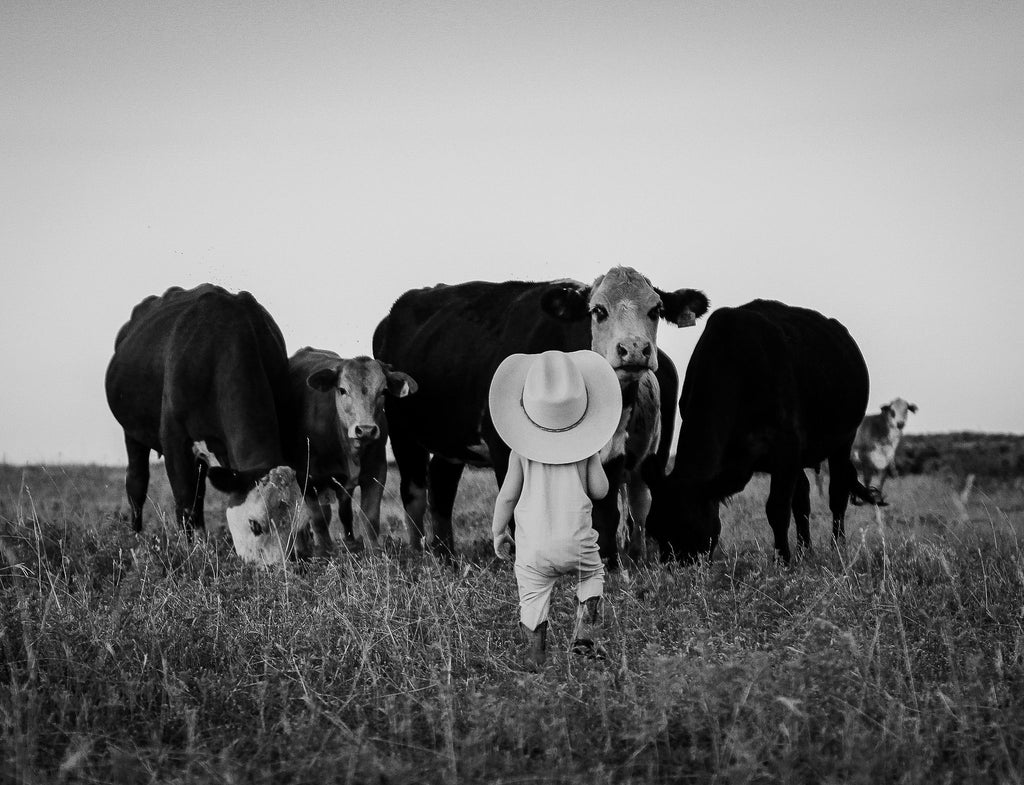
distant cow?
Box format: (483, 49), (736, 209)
(105, 284), (314, 563)
(646, 299), (877, 563)
(286, 348), (417, 551)
(851, 398), (918, 503)
(373, 266), (708, 568)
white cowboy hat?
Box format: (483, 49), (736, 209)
(489, 350), (622, 464)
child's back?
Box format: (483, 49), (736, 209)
(515, 456), (597, 560)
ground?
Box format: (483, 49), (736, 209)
(2, 461), (1023, 784)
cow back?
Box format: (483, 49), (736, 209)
(106, 284), (290, 476)
(373, 281), (590, 462)
(674, 299), (868, 496)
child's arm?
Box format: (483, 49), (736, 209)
(585, 453), (609, 500)
(492, 452), (524, 559)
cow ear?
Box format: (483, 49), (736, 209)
(307, 366), (340, 392)
(540, 281), (591, 321)
(657, 288), (709, 327)
(880, 404), (893, 414)
(385, 370), (418, 398)
(908, 403), (918, 413)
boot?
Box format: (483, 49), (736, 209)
(520, 621), (547, 671)
(572, 596), (606, 659)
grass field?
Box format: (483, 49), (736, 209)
(3, 462), (1024, 784)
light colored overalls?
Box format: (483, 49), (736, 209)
(512, 453), (605, 631)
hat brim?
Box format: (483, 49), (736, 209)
(489, 350), (623, 464)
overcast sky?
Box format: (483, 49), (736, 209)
(2, 1), (1022, 464)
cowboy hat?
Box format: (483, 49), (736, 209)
(489, 350), (622, 464)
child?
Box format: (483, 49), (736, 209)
(489, 349), (622, 669)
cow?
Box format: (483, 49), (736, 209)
(105, 284), (314, 563)
(645, 299), (878, 564)
(850, 397), (918, 504)
(285, 348), (417, 551)
(373, 266), (709, 568)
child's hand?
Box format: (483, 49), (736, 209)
(493, 531), (514, 560)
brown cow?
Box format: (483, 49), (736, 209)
(286, 349), (417, 551)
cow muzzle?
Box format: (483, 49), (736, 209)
(348, 423), (381, 444)
(613, 339), (654, 377)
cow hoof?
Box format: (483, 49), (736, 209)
(342, 537), (364, 553)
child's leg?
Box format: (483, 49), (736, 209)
(515, 560), (556, 669)
(572, 547), (606, 657)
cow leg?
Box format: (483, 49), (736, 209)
(488, 433), (511, 487)
(162, 429), (206, 532)
(306, 488), (334, 555)
(626, 472), (653, 562)
(765, 471), (796, 563)
(336, 482), (358, 547)
(357, 459), (386, 550)
(792, 470), (812, 552)
(864, 465), (880, 499)
(427, 456), (464, 559)
(391, 438), (429, 548)
(828, 452), (854, 542)
(124, 434), (150, 532)
(591, 455), (625, 571)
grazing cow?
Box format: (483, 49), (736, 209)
(646, 299), (877, 563)
(105, 284), (314, 563)
(373, 266), (708, 568)
(285, 348), (417, 551)
(850, 398), (918, 503)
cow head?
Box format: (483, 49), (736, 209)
(880, 398), (918, 431)
(208, 465), (315, 565)
(541, 266), (709, 384)
(306, 356), (418, 449)
(644, 469), (721, 563)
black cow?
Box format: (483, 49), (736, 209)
(646, 299), (875, 563)
(105, 284), (313, 562)
(373, 266), (709, 568)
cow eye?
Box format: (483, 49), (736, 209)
(591, 305), (608, 323)
(249, 518), (264, 536)
(336, 387), (348, 397)
(648, 304), (663, 320)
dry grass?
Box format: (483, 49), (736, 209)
(2, 463), (1024, 783)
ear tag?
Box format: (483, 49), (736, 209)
(677, 311), (696, 328)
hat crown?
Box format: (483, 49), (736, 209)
(522, 351), (588, 431)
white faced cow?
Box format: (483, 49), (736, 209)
(851, 397), (918, 503)
(373, 266), (709, 568)
(287, 349), (417, 552)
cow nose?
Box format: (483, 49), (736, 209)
(616, 340), (652, 362)
(353, 424), (380, 440)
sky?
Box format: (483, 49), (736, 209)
(1, 1), (1022, 465)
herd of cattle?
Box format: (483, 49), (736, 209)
(104, 268), (916, 567)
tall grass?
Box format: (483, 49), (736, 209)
(2, 464), (1024, 783)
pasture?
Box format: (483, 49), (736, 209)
(2, 461), (1024, 783)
